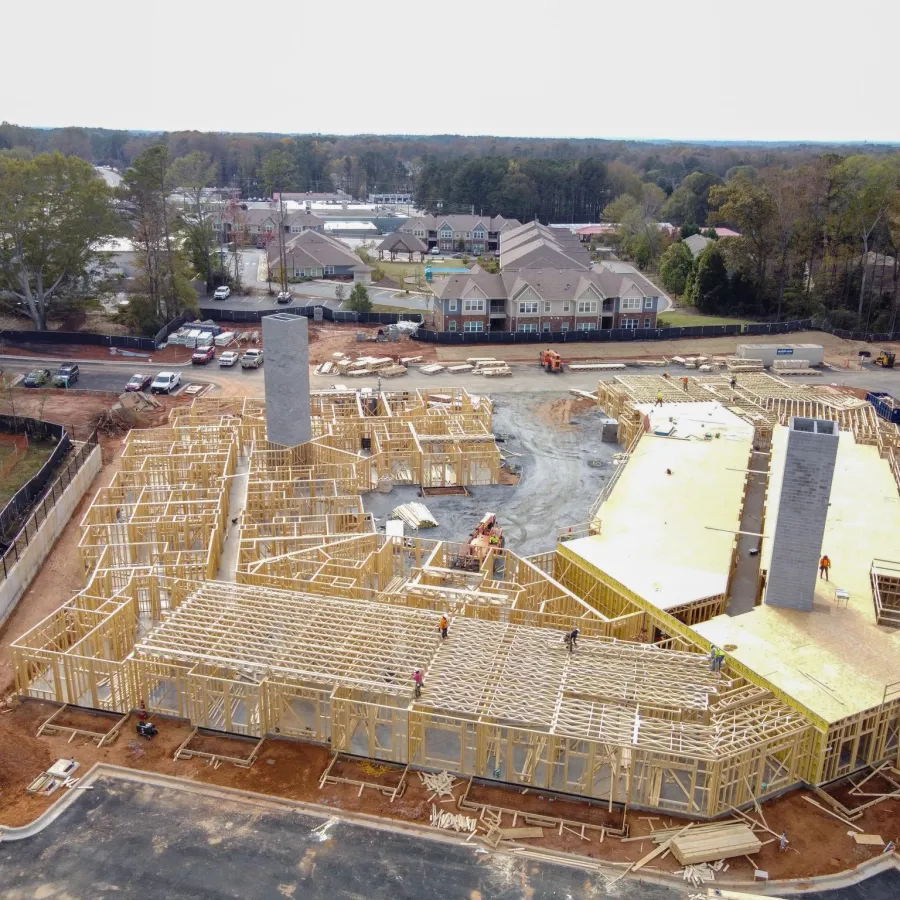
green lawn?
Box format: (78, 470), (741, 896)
(658, 310), (753, 327)
(0, 443), (55, 507)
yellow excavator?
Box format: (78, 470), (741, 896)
(874, 350), (896, 368)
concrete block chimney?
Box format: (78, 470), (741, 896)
(262, 313), (312, 447)
(765, 417), (838, 611)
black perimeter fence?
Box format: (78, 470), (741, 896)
(0, 417), (99, 582)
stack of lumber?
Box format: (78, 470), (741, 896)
(447, 363), (474, 373)
(379, 365), (407, 378)
(430, 805), (477, 833)
(671, 823), (760, 865)
(677, 860), (727, 887)
(479, 366), (512, 376)
(568, 362), (626, 371)
(634, 359), (667, 367)
(467, 357), (498, 365)
(390, 502), (438, 528)
(472, 360), (509, 375)
(726, 357), (764, 372)
(420, 364), (445, 375)
(419, 770), (456, 799)
(315, 361), (336, 375)
(401, 356), (423, 365)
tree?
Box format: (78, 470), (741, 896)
(346, 282), (372, 313)
(168, 150), (218, 290)
(709, 173), (777, 312)
(836, 155), (900, 317)
(119, 145), (197, 326)
(662, 172), (722, 226)
(688, 245), (730, 314)
(334, 283), (346, 303)
(658, 242), (695, 295)
(0, 152), (117, 329)
(602, 193), (638, 223)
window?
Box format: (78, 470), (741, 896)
(464, 320), (484, 333)
(448, 320), (457, 331)
(248, 224), (259, 233)
(291, 224), (305, 233)
(644, 297), (655, 310)
(621, 298), (641, 311)
(441, 228), (452, 238)
(518, 323), (537, 333)
(622, 318), (638, 329)
(294, 268), (304, 277)
(518, 301), (539, 315)
(577, 300), (598, 314)
(324, 266), (334, 276)
(463, 298), (485, 313)
(563, 301), (571, 313)
(543, 301), (551, 313)
(643, 317), (651, 328)
(577, 322), (593, 331)
(449, 299), (458, 312)
(473, 230), (485, 240)
(465, 232), (471, 239)
(560, 322), (569, 332)
(264, 224), (274, 233)
(543, 322), (551, 331)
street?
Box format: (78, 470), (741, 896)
(2, 355), (898, 400)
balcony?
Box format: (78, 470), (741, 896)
(489, 302), (506, 318)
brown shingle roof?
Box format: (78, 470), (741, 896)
(268, 230), (362, 270)
(377, 232), (427, 254)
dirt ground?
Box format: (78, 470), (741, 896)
(4, 325), (895, 373)
(433, 330), (900, 368)
(0, 701), (896, 883)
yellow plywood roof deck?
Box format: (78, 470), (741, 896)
(565, 402), (754, 610)
(695, 425), (900, 725)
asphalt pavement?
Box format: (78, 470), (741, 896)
(1, 776), (896, 900)
(207, 284), (429, 314)
(2, 354), (898, 400)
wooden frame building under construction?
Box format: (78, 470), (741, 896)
(10, 376), (900, 820)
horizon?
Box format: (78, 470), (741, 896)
(6, 0), (899, 144)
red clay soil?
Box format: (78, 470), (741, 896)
(0, 700), (896, 882)
(0, 343), (196, 365)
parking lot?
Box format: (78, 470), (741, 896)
(207, 285), (428, 314)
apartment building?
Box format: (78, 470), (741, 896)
(400, 215), (522, 254)
(267, 230), (372, 283)
(212, 206), (325, 245)
(430, 222), (663, 333)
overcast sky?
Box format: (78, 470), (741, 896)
(6, 0), (898, 144)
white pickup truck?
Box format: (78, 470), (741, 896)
(240, 349), (264, 369)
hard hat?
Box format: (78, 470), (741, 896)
(414, 668), (421, 674)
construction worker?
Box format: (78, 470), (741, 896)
(714, 647), (725, 673)
(663, 372), (670, 380)
(656, 392), (664, 407)
(682, 376), (689, 391)
(730, 376), (738, 390)
(439, 615), (448, 640)
(819, 554), (831, 581)
(709, 645), (725, 672)
(412, 668), (424, 698)
(564, 627), (579, 653)
(779, 832), (788, 852)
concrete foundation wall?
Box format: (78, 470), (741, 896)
(765, 418), (838, 611)
(262, 314), (312, 447)
(0, 445), (102, 628)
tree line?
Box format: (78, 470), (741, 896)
(1, 123), (899, 334)
(647, 156), (900, 332)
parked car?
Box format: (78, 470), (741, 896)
(276, 291), (292, 304)
(150, 371), (182, 394)
(240, 349), (264, 369)
(219, 351), (239, 367)
(125, 373), (153, 392)
(429, 247), (440, 256)
(191, 345), (216, 364)
(22, 368), (51, 388)
(213, 286), (231, 300)
(52, 363), (80, 388)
